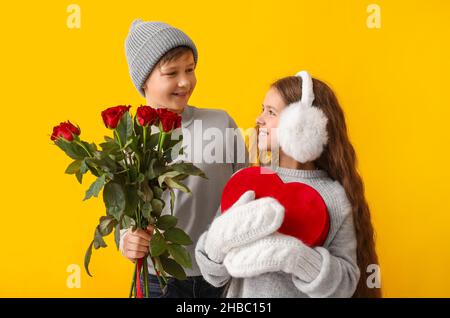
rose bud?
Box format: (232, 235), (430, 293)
(137, 105), (159, 127)
(51, 121), (81, 142)
(101, 105), (131, 129)
(157, 108), (182, 133)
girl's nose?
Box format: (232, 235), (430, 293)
(256, 114), (265, 127)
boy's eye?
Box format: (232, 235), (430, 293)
(186, 68), (194, 73)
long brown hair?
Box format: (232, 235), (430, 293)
(271, 76), (381, 298)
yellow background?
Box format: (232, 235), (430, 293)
(1, 0), (449, 297)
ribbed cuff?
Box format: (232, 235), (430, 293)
(293, 244), (323, 283)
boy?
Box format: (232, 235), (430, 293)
(119, 19), (247, 298)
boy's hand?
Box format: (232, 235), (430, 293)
(121, 225), (154, 262)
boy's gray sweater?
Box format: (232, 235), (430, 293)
(195, 167), (360, 298)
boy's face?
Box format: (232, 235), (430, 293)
(143, 51), (196, 114)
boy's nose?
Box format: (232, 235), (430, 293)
(178, 78), (190, 88)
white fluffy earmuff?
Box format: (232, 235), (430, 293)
(277, 71), (329, 163)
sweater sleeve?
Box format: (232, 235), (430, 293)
(291, 209), (360, 298)
(195, 231), (232, 288)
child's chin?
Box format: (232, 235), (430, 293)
(169, 103), (187, 112)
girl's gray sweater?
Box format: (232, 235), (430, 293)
(195, 167), (360, 298)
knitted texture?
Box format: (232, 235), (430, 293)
(125, 19), (198, 96)
(224, 232), (322, 282)
(204, 191), (285, 263)
(195, 167), (360, 297)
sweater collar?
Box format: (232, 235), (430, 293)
(272, 166), (329, 179)
(181, 105), (195, 128)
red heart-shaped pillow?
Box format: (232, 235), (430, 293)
(221, 166), (329, 247)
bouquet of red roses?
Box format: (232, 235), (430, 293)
(51, 105), (206, 298)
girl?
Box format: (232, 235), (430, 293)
(195, 71), (381, 298)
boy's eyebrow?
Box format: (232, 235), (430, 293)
(160, 63), (195, 72)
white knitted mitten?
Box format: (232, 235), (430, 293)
(204, 191), (285, 263)
(223, 232), (323, 282)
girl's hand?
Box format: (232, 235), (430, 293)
(121, 225), (154, 262)
(204, 190), (285, 263)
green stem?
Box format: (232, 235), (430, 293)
(143, 126), (147, 162)
(143, 258), (149, 298)
(158, 132), (167, 159)
(114, 130), (132, 181)
(129, 261), (137, 298)
(150, 257), (166, 291)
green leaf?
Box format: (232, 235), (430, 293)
(158, 171), (182, 187)
(65, 160), (81, 174)
(128, 135), (140, 154)
(164, 227), (193, 246)
(146, 133), (160, 150)
(137, 173), (145, 183)
(55, 139), (86, 160)
(104, 136), (115, 143)
(98, 215), (117, 236)
(99, 141), (119, 154)
(124, 186), (139, 218)
(120, 138), (133, 151)
(120, 215), (136, 228)
(93, 227), (107, 249)
(116, 112), (133, 147)
(141, 202), (152, 219)
(129, 164), (138, 183)
(167, 243), (192, 269)
(84, 241), (94, 277)
(156, 215), (178, 231)
(152, 186), (164, 199)
(151, 198), (164, 217)
(138, 182), (153, 202)
(146, 158), (157, 179)
(102, 182), (126, 220)
(170, 162), (207, 179)
(165, 177), (190, 193)
(87, 142), (98, 153)
(159, 256), (187, 280)
(114, 223), (120, 250)
(80, 159), (89, 173)
(150, 230), (167, 257)
(83, 174), (106, 201)
(169, 188), (175, 215)
(75, 170), (83, 184)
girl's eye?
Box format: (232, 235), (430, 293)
(269, 110), (275, 116)
(186, 68), (194, 73)
(164, 72), (177, 76)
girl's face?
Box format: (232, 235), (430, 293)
(143, 51), (197, 114)
(256, 87), (287, 151)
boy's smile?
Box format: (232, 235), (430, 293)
(143, 50), (197, 114)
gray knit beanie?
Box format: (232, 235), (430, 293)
(125, 19), (198, 97)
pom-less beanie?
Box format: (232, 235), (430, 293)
(125, 19), (198, 97)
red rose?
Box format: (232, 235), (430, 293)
(101, 105), (131, 129)
(137, 105), (159, 127)
(157, 108), (182, 132)
(51, 121), (81, 141)
(175, 116), (182, 129)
